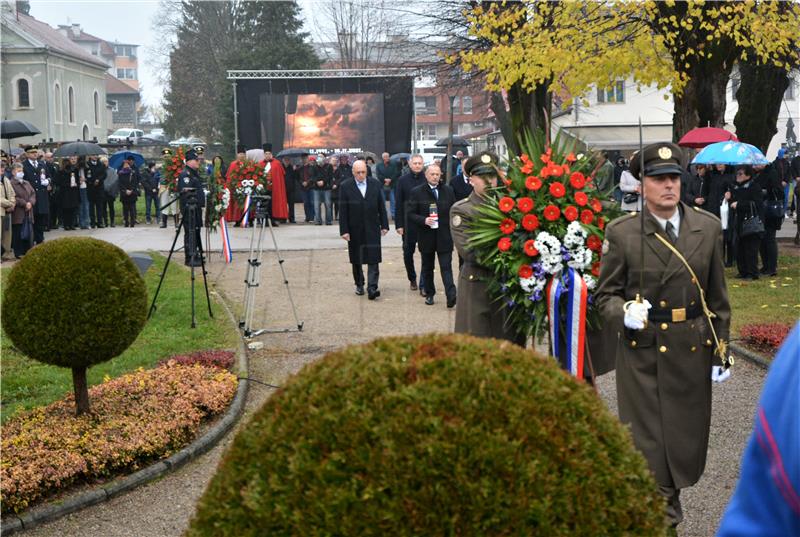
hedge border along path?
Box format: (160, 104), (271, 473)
(730, 342), (771, 369)
(0, 292), (249, 536)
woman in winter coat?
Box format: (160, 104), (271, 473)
(118, 162), (139, 227)
(10, 163), (36, 258)
(728, 165), (764, 281)
(57, 156), (81, 230)
(618, 168), (642, 212)
(1, 160), (17, 260)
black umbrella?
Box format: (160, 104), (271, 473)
(276, 148), (310, 158)
(52, 141), (107, 158)
(435, 136), (470, 147)
(1, 119), (41, 139)
(390, 152), (412, 161)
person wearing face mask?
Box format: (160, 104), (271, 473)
(0, 160), (16, 261)
(10, 163), (36, 258)
(85, 155), (107, 228)
(57, 156), (81, 230)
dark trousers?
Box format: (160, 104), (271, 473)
(723, 228), (737, 266)
(89, 196), (104, 226)
(144, 190), (160, 221)
(49, 198), (60, 228)
(736, 234), (761, 278)
(402, 233), (425, 289)
(421, 250), (457, 300)
(352, 263), (379, 293)
(658, 485), (683, 527)
(33, 213), (47, 244)
(288, 199), (296, 222)
(122, 199), (136, 226)
(302, 190), (315, 221)
(61, 207), (76, 229)
(105, 197), (115, 226)
(183, 210), (203, 261)
(759, 226), (778, 274)
(11, 223), (32, 257)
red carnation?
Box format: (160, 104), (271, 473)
(591, 198), (602, 213)
(498, 237), (512, 252)
(499, 196), (515, 213)
(524, 239), (539, 257)
(574, 191), (588, 207)
(549, 181), (566, 198)
(587, 235), (602, 251)
(598, 217), (605, 230)
(525, 176), (542, 191)
(517, 197), (534, 213)
(522, 214), (540, 231)
(570, 172), (586, 189)
(543, 205), (561, 221)
(518, 264), (534, 279)
(591, 261), (601, 277)
(500, 218), (517, 234)
(564, 205), (579, 221)
(580, 209), (595, 224)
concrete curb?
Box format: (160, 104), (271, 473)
(730, 342), (772, 369)
(0, 292), (248, 536)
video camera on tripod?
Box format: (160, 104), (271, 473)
(179, 186), (201, 207)
(249, 193), (272, 219)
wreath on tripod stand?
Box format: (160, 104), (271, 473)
(228, 159), (268, 205)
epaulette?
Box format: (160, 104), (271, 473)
(606, 211), (638, 231)
(691, 205), (721, 223)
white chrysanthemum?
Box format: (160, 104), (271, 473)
(520, 276), (537, 293)
(221, 188), (230, 209)
(568, 247), (593, 270)
(582, 274), (597, 291)
(534, 232), (561, 257)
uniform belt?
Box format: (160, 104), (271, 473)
(648, 304), (702, 323)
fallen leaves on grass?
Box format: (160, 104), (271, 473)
(1, 363), (237, 514)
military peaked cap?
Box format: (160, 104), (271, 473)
(629, 142), (684, 179)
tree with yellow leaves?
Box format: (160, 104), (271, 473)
(459, 0), (799, 149)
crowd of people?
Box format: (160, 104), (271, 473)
(600, 148), (800, 280)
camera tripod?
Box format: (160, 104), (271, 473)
(239, 195), (303, 337)
(148, 191), (213, 328)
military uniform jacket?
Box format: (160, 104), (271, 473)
(450, 192), (525, 345)
(595, 202), (731, 489)
(25, 159), (50, 215)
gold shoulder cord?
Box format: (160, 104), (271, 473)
(654, 233), (734, 369)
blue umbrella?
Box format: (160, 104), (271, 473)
(691, 141), (769, 166)
(109, 150), (145, 169)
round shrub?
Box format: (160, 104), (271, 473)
(188, 334), (665, 536)
(3, 237), (147, 367)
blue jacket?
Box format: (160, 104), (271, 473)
(717, 322), (800, 536)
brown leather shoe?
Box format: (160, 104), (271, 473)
(410, 281), (418, 291)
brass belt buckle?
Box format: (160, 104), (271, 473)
(672, 308), (686, 323)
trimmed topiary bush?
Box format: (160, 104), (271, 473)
(2, 237), (148, 415)
(187, 334), (666, 536)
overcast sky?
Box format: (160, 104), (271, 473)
(29, 0), (320, 109)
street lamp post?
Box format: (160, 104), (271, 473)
(446, 94), (455, 184)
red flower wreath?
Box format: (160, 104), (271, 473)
(500, 218), (517, 234)
(564, 205), (579, 222)
(525, 176), (543, 191)
(498, 237), (512, 252)
(499, 196), (515, 213)
(549, 181), (566, 198)
(569, 172), (586, 189)
(522, 214), (540, 231)
(518, 265), (534, 279)
(574, 191), (588, 207)
(591, 198), (603, 213)
(580, 209), (595, 224)
(543, 205), (561, 221)
(524, 239), (539, 257)
(587, 235), (603, 251)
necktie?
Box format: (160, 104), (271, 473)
(432, 187), (438, 200)
(665, 221), (678, 243)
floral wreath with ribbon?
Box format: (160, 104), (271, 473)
(227, 159), (268, 205)
(161, 146), (186, 193)
(465, 130), (621, 377)
(204, 159), (230, 231)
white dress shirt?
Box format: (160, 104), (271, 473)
(651, 208), (681, 238)
(356, 179), (367, 198)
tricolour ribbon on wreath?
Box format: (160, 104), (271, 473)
(220, 216), (233, 263)
(241, 193), (252, 228)
(545, 268), (588, 378)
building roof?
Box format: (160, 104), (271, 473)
(2, 12), (108, 68)
(105, 73), (139, 96)
(57, 24), (115, 56)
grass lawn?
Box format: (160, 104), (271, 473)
(1, 253), (239, 423)
(726, 249), (800, 346)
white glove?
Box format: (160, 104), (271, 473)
(711, 366), (731, 383)
(623, 299), (652, 330)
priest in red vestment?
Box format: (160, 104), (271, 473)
(225, 144), (246, 225)
(263, 143), (288, 222)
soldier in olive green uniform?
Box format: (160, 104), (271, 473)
(595, 142), (731, 529)
(450, 153), (526, 346)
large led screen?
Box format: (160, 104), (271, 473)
(282, 94), (385, 152)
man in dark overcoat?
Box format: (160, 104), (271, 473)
(22, 145), (49, 243)
(595, 142), (732, 530)
(85, 155), (107, 228)
(339, 159), (389, 300)
(395, 154), (427, 292)
(407, 163), (457, 308)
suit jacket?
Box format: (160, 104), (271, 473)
(407, 182), (455, 253)
(450, 173), (473, 202)
(338, 178), (388, 265)
(595, 202), (730, 489)
(394, 171), (426, 235)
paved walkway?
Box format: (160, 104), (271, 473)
(13, 223), (768, 537)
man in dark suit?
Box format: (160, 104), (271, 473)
(22, 145), (49, 244)
(408, 163), (457, 307)
(450, 156), (473, 202)
(339, 160), (389, 300)
(395, 154), (427, 292)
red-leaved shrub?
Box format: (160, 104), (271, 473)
(159, 349), (235, 370)
(740, 322), (792, 353)
(1, 363), (237, 514)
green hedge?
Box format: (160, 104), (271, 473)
(188, 334), (665, 536)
